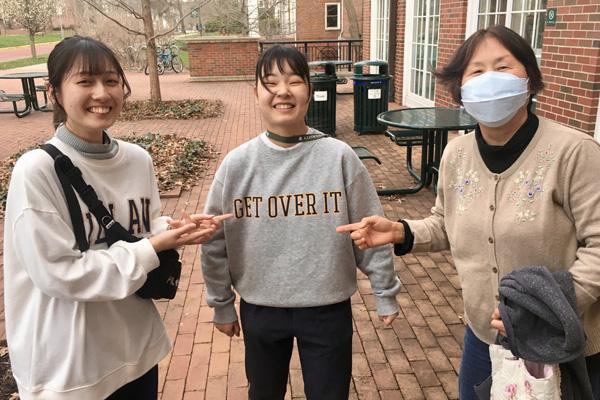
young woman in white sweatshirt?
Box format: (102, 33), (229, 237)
(3, 36), (226, 400)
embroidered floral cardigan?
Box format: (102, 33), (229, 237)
(406, 117), (600, 356)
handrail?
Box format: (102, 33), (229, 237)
(259, 39), (363, 72)
(260, 39), (362, 45)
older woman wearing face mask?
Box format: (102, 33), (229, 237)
(337, 25), (600, 400)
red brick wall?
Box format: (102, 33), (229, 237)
(296, 0), (363, 40)
(434, 0), (469, 107)
(391, 1), (406, 102)
(363, 0), (371, 59)
(536, 0), (600, 135)
(187, 38), (260, 80)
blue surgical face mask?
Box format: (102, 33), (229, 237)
(461, 71), (529, 128)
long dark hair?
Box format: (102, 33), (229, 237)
(255, 45), (311, 94)
(47, 36), (131, 129)
(435, 25), (544, 105)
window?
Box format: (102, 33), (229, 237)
(475, 0), (547, 63)
(325, 3), (340, 30)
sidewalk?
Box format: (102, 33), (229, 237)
(0, 42), (57, 63)
(0, 70), (463, 399)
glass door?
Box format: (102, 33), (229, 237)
(404, 0), (440, 106)
(371, 0), (390, 62)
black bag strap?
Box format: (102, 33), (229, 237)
(41, 143), (90, 251)
(41, 143), (136, 249)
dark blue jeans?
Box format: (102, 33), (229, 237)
(459, 326), (492, 400)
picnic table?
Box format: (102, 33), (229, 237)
(376, 107), (477, 196)
(0, 71), (50, 117)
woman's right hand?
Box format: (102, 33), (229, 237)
(336, 215), (405, 249)
(150, 212), (233, 252)
(149, 222), (214, 252)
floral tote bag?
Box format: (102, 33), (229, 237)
(490, 344), (561, 400)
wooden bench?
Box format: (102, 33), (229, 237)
(0, 90), (30, 118)
(352, 146), (381, 164)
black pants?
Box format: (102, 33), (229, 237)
(240, 298), (353, 400)
(105, 365), (158, 400)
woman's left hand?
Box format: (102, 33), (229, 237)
(379, 312), (399, 326)
(490, 307), (506, 337)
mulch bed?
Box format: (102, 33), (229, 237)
(0, 134), (216, 217)
(0, 341), (18, 399)
(120, 99), (224, 121)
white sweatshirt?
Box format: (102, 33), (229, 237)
(3, 136), (171, 399)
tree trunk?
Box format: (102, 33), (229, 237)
(177, 0), (186, 34)
(344, 0), (361, 39)
(141, 0), (161, 102)
(29, 31), (37, 58)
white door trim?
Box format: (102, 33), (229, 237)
(370, 0), (377, 60)
(465, 0), (479, 37)
(402, 0), (414, 105)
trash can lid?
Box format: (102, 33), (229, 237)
(353, 60), (389, 76)
(308, 61), (336, 76)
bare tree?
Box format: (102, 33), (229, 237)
(203, 0), (294, 38)
(80, 0), (206, 102)
(344, 0), (360, 39)
(1, 0), (56, 57)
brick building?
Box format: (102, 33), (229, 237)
(296, 0), (364, 40)
(362, 0), (600, 138)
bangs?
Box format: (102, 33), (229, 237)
(67, 46), (119, 77)
(256, 45), (310, 89)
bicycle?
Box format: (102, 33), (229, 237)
(144, 43), (183, 75)
(124, 44), (147, 71)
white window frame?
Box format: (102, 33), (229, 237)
(402, 0), (440, 107)
(325, 3), (341, 30)
(465, 0), (547, 64)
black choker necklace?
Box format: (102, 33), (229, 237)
(266, 130), (328, 144)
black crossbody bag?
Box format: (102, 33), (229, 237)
(41, 143), (181, 300)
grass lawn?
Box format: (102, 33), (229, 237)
(0, 55), (48, 70)
(179, 50), (189, 68)
(0, 32), (65, 48)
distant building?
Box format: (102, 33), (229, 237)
(296, 0), (363, 40)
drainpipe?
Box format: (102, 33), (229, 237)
(339, 1), (344, 60)
(388, 0), (398, 103)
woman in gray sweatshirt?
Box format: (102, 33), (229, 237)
(201, 45), (401, 400)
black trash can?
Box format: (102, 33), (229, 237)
(352, 60), (391, 134)
(306, 61), (337, 136)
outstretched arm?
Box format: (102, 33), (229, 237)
(337, 215), (405, 249)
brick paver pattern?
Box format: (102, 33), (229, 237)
(0, 68), (465, 399)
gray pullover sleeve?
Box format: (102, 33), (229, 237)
(346, 168), (401, 316)
(201, 178), (238, 324)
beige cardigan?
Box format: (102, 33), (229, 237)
(407, 118), (600, 356)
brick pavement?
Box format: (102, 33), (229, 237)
(0, 69), (464, 399)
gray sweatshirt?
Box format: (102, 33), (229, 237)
(201, 132), (401, 324)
